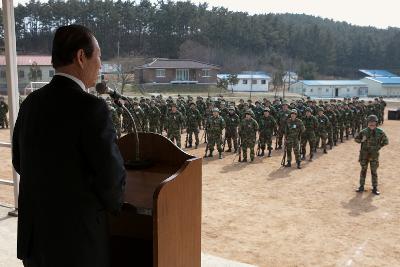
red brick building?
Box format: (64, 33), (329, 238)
(135, 58), (220, 85)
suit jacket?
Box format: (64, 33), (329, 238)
(12, 75), (126, 267)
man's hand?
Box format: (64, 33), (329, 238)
(361, 135), (367, 143)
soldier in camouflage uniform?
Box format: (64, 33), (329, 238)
(354, 115), (389, 195)
(277, 101), (291, 149)
(166, 103), (184, 148)
(342, 104), (353, 139)
(106, 99), (122, 138)
(0, 97), (9, 129)
(324, 105), (337, 148)
(378, 96), (386, 124)
(148, 100), (161, 133)
(316, 107), (331, 154)
(132, 102), (146, 132)
(239, 110), (259, 162)
(186, 102), (202, 148)
(225, 106), (240, 153)
(258, 108), (277, 157)
(205, 108), (225, 159)
(301, 107), (318, 161)
(284, 109), (305, 169)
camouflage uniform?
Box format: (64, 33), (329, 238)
(166, 108), (184, 148)
(225, 108), (240, 153)
(205, 108), (225, 158)
(301, 108), (318, 161)
(239, 111), (259, 162)
(355, 115), (388, 194)
(324, 106), (337, 147)
(284, 110), (305, 168)
(316, 108), (331, 153)
(148, 103), (161, 133)
(0, 98), (8, 129)
(186, 104), (202, 148)
(277, 103), (291, 148)
(258, 109), (277, 157)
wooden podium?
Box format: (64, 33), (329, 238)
(109, 133), (202, 267)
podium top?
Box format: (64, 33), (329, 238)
(117, 133), (196, 210)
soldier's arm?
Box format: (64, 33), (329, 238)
(354, 131), (363, 143)
(380, 131), (389, 148)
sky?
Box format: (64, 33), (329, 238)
(6, 0), (400, 29)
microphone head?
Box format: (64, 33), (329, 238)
(95, 81), (107, 94)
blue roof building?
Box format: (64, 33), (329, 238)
(361, 76), (400, 97)
(290, 80), (368, 98)
(358, 69), (397, 78)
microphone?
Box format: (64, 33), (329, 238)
(95, 82), (128, 100)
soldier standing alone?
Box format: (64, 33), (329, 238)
(354, 115), (388, 195)
(205, 108), (225, 159)
(239, 110), (259, 162)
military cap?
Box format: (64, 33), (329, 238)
(132, 101), (139, 106)
(263, 108), (270, 112)
(282, 100), (289, 105)
(290, 109), (298, 114)
(170, 103), (177, 107)
(318, 107), (324, 112)
(228, 106), (235, 111)
(189, 102), (196, 106)
(305, 107), (312, 112)
(245, 109), (253, 115)
(367, 115), (378, 123)
(212, 108), (220, 113)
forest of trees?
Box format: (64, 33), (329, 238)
(1, 0), (399, 79)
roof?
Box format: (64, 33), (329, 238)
(138, 58), (220, 69)
(365, 76), (400, 85)
(299, 80), (367, 86)
(359, 69), (397, 77)
(218, 73), (271, 80)
(0, 55), (52, 66)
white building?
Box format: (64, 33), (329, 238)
(290, 80), (368, 98)
(361, 77), (400, 97)
(217, 71), (270, 92)
(0, 55), (53, 94)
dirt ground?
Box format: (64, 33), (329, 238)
(1, 105), (399, 267)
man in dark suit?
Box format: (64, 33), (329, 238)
(12, 25), (126, 267)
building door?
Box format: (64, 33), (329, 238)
(335, 88), (339, 97)
(176, 69), (189, 81)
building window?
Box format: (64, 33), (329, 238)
(18, 70), (25, 78)
(261, 80), (266, 84)
(243, 79), (248, 84)
(310, 88), (313, 92)
(176, 69), (189, 81)
(0, 70), (6, 78)
(252, 80), (257, 85)
(326, 88), (329, 92)
(156, 69), (166, 78)
(49, 70), (54, 77)
(202, 69), (211, 77)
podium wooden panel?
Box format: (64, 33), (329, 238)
(109, 133), (202, 267)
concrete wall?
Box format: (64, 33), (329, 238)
(138, 68), (218, 84)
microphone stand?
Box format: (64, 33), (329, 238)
(114, 98), (152, 169)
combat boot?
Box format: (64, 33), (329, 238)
(187, 144), (192, 148)
(277, 145), (282, 150)
(356, 185), (365, 193)
(296, 160), (301, 169)
(250, 156), (254, 162)
(208, 151), (213, 158)
(309, 154), (313, 162)
(259, 149), (265, 157)
(301, 154), (306, 161)
(242, 158), (248, 162)
(234, 148), (237, 153)
(226, 148), (232, 152)
(285, 161), (291, 167)
(323, 149), (327, 154)
(195, 144), (198, 149)
(267, 149), (272, 157)
(372, 187), (380, 195)
(218, 152), (222, 159)
(334, 141), (337, 146)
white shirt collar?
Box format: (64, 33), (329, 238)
(55, 72), (86, 91)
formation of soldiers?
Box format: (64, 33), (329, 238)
(0, 97), (9, 129)
(103, 94), (387, 169)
